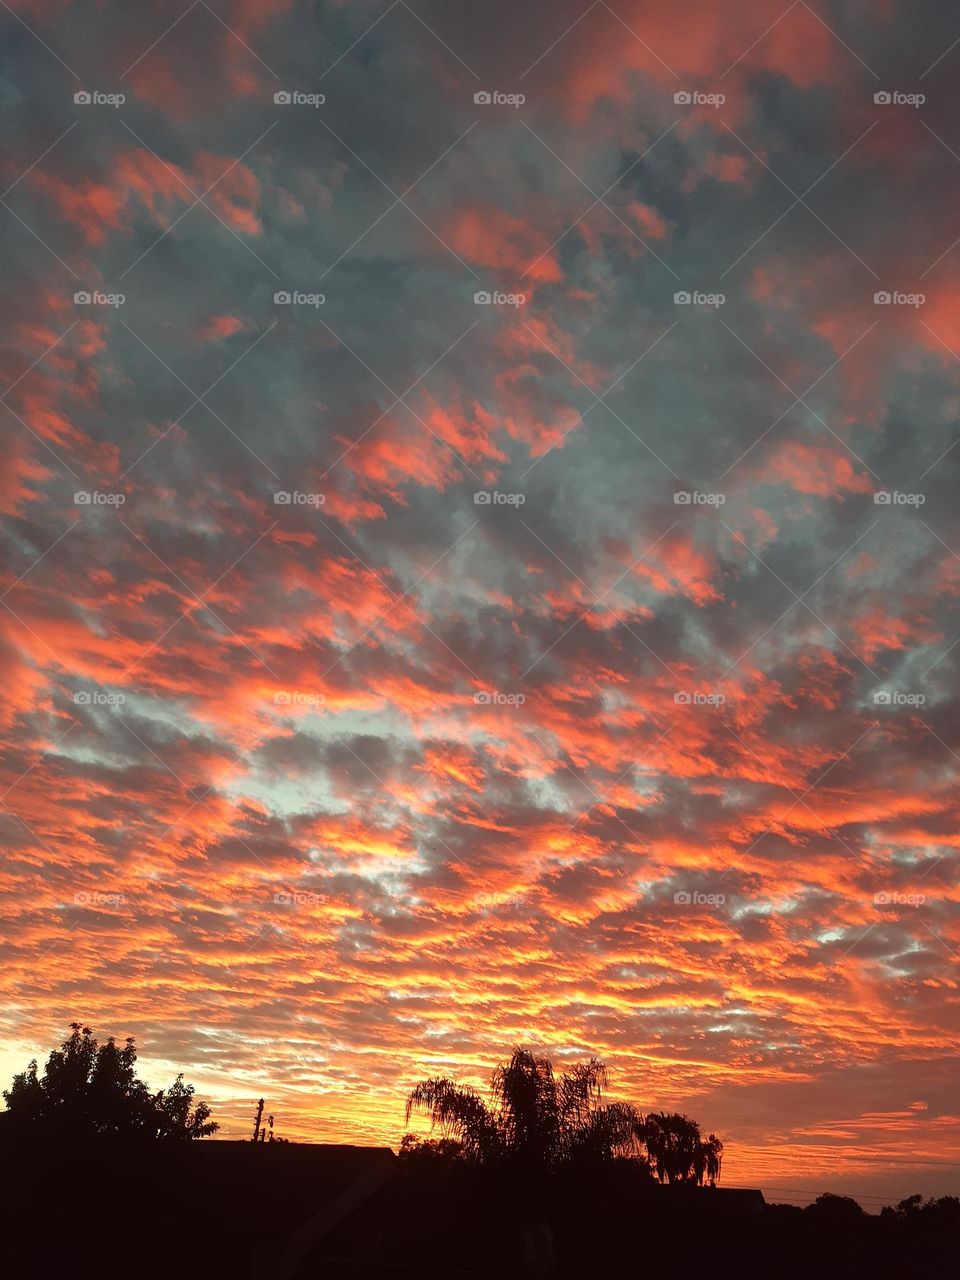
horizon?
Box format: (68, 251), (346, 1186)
(3, 1029), (957, 1208)
(2, 0), (958, 1215)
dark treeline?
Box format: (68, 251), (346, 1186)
(2, 1024), (958, 1278)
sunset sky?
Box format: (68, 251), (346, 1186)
(2, 0), (959, 1205)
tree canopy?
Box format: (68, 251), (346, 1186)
(643, 1110), (724, 1185)
(405, 1046), (722, 1183)
(3, 1022), (218, 1142)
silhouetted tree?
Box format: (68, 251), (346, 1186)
(398, 1133), (467, 1171)
(3, 1022), (218, 1141)
(643, 1111), (700, 1183)
(3, 1057), (44, 1120)
(407, 1047), (649, 1174)
(697, 1133), (723, 1185)
(150, 1073), (219, 1140)
(806, 1192), (865, 1222)
(881, 1194), (960, 1225)
(622, 1112), (724, 1185)
(406, 1073), (503, 1164)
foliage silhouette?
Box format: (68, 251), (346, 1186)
(805, 1193), (866, 1222)
(3, 1022), (218, 1141)
(398, 1132), (467, 1172)
(880, 1194), (960, 1226)
(643, 1110), (724, 1185)
(405, 1045), (722, 1182)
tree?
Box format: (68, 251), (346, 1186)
(150, 1073), (219, 1141)
(643, 1111), (701, 1184)
(638, 1113), (724, 1185)
(3, 1022), (218, 1142)
(405, 1073), (505, 1165)
(701, 1133), (723, 1186)
(407, 1046), (665, 1175)
(881, 1194), (960, 1225)
(806, 1193), (864, 1222)
(87, 1030), (147, 1135)
(689, 1132), (724, 1186)
(398, 1133), (467, 1172)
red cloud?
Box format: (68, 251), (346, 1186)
(750, 440), (874, 497)
(445, 205), (563, 283)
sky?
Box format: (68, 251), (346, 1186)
(1, 0), (959, 1207)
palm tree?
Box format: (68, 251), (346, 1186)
(406, 1047), (643, 1173)
(404, 1075), (503, 1164)
(566, 1101), (645, 1167)
(642, 1111), (703, 1184)
(641, 1115), (724, 1186)
(702, 1134), (723, 1186)
(406, 1048), (724, 1186)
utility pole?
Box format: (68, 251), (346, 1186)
(252, 1097), (265, 1143)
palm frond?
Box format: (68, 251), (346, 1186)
(559, 1058), (608, 1127)
(404, 1050), (720, 1182)
(405, 1076), (500, 1161)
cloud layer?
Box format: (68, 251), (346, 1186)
(1, 0), (959, 1200)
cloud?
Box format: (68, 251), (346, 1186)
(1, 0), (958, 1198)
